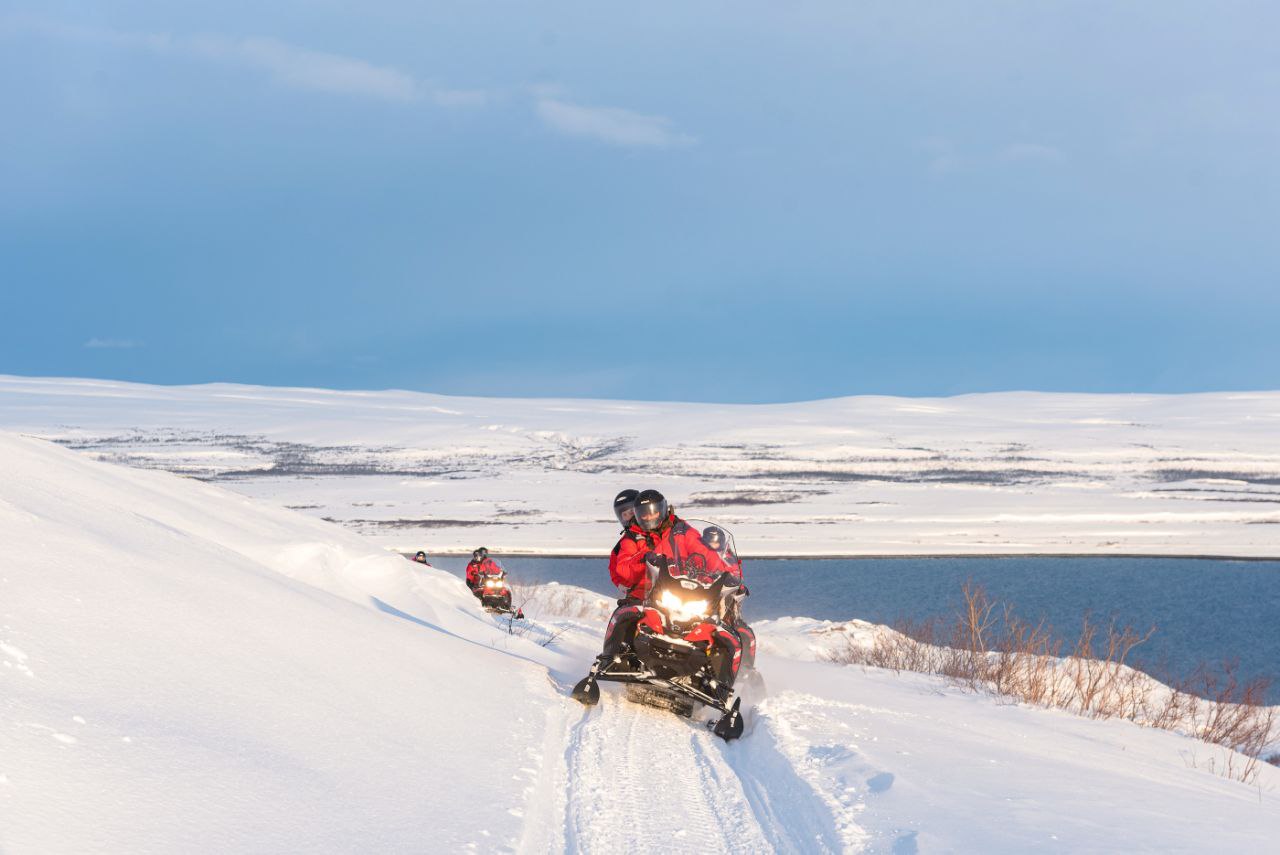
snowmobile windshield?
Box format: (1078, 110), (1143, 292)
(664, 552), (722, 587)
(684, 519), (741, 574)
(480, 558), (504, 575)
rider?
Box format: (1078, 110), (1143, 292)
(598, 490), (743, 695)
(465, 547), (498, 597)
(607, 488), (642, 584)
(701, 525), (756, 671)
(412, 550), (431, 565)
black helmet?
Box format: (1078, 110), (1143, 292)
(415, 550), (427, 560)
(702, 526), (725, 550)
(613, 489), (639, 527)
(633, 489), (669, 532)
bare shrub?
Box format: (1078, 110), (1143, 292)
(1061, 614), (1155, 719)
(1182, 661), (1276, 783)
(989, 607), (1062, 706)
(824, 583), (1278, 783)
(496, 580), (614, 647)
(822, 616), (953, 676)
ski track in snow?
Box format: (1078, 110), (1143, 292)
(754, 692), (927, 854)
(556, 685), (860, 855)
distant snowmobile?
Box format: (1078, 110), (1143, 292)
(572, 547), (748, 741)
(474, 561), (523, 619)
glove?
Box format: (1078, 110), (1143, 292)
(644, 551), (662, 567)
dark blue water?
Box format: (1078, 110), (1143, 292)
(431, 555), (1280, 700)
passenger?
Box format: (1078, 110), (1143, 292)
(701, 524), (757, 670)
(702, 525), (756, 671)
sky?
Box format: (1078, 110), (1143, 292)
(2, 1), (1278, 403)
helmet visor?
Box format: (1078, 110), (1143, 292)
(634, 496), (668, 531)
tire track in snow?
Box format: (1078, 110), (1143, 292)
(561, 693), (774, 854)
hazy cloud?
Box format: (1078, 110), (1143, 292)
(535, 97), (696, 148)
(5, 15), (481, 106)
(914, 137), (963, 174)
(915, 138), (1066, 172)
(84, 338), (143, 350)
(430, 87), (490, 108)
(206, 36), (419, 102)
(1001, 142), (1066, 164)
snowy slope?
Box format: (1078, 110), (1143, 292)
(0, 433), (567, 851)
(3, 434), (1277, 853)
(1, 375), (1278, 557)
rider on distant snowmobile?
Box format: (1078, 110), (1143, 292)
(596, 490), (744, 694)
(465, 547), (498, 597)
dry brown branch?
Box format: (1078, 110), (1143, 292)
(822, 585), (1278, 783)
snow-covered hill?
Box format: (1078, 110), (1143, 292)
(1, 375), (1278, 557)
(3, 433), (1276, 852)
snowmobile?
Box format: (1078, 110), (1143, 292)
(474, 562), (523, 619)
(572, 522), (749, 741)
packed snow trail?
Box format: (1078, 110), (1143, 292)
(562, 694), (772, 853)
(549, 680), (861, 855)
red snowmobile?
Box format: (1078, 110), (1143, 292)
(474, 561), (523, 619)
(572, 530), (747, 741)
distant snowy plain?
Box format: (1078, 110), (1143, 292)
(3, 433), (1276, 853)
(1, 375), (1277, 557)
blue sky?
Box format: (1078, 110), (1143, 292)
(3, 1), (1277, 402)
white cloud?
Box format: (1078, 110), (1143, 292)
(209, 36), (419, 102)
(83, 338), (143, 350)
(5, 15), (482, 106)
(535, 98), (696, 148)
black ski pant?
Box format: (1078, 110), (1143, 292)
(734, 622), (757, 671)
(601, 598), (645, 657)
(708, 624), (743, 687)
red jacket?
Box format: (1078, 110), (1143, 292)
(466, 557), (500, 588)
(611, 514), (732, 600)
(608, 523), (647, 590)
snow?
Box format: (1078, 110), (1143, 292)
(2, 432), (1276, 852)
(1, 375), (1278, 557)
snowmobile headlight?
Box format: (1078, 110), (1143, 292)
(659, 590), (709, 622)
(485, 579), (501, 587)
